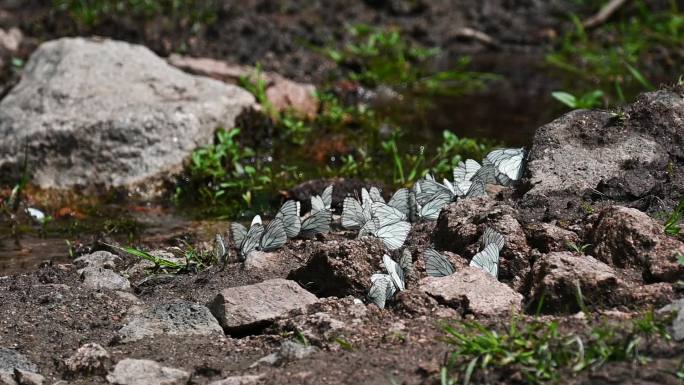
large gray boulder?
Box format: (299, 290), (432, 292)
(521, 87), (684, 221)
(0, 37), (254, 195)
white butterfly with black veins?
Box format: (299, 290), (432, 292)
(423, 248), (455, 277)
(464, 179), (487, 198)
(311, 185), (333, 214)
(342, 196), (370, 230)
(357, 217), (411, 251)
(275, 200), (301, 238)
(399, 249), (413, 276)
(259, 218), (287, 251)
(299, 209), (332, 238)
(370, 201), (406, 227)
(486, 148), (526, 184)
(470, 243), (500, 279)
(231, 215), (264, 261)
(383, 254), (405, 291)
(213, 233), (228, 265)
(480, 227), (505, 252)
(367, 274), (394, 309)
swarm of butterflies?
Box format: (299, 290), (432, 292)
(214, 147), (526, 309)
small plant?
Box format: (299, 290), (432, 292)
(566, 242), (591, 254)
(552, 90), (604, 109)
(239, 64), (275, 118)
(334, 337), (354, 351)
(432, 130), (495, 176)
(381, 131), (426, 185)
(664, 196), (684, 236)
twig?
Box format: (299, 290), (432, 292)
(453, 27), (498, 47)
(582, 0), (628, 29)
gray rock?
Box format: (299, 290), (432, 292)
(80, 267), (131, 291)
(524, 222), (580, 253)
(591, 206), (684, 282)
(208, 375), (263, 385)
(0, 349), (36, 374)
(243, 251), (280, 270)
(117, 301), (223, 342)
(658, 299), (684, 341)
(0, 37), (254, 195)
(0, 372), (15, 385)
(207, 279), (318, 333)
(74, 251), (120, 272)
(13, 369), (43, 385)
(106, 359), (189, 385)
(419, 267), (523, 317)
(252, 341), (317, 367)
(528, 252), (623, 313)
(521, 88), (684, 221)
(64, 343), (110, 375)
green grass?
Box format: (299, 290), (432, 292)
(52, 0), (218, 30)
(442, 312), (673, 384)
(566, 242), (591, 254)
(664, 196), (684, 236)
(551, 90), (604, 109)
(547, 1), (684, 105)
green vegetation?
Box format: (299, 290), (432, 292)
(566, 242), (591, 254)
(324, 24), (497, 96)
(442, 312), (673, 384)
(551, 90), (604, 109)
(52, 0), (218, 30)
(107, 242), (216, 273)
(664, 195), (684, 236)
(547, 1), (684, 105)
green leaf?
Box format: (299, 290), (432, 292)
(551, 91), (578, 108)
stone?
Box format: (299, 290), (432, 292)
(243, 251), (279, 270)
(0, 38), (254, 195)
(64, 343), (110, 375)
(591, 206), (684, 282)
(106, 359), (189, 385)
(528, 252), (623, 313)
(419, 267), (523, 317)
(434, 198), (531, 290)
(0, 349), (36, 374)
(288, 238), (387, 297)
(0, 28), (22, 52)
(524, 222), (581, 253)
(12, 370), (43, 385)
(207, 279), (318, 333)
(658, 299), (684, 341)
(521, 88), (684, 221)
(0, 372), (15, 385)
(117, 301), (223, 343)
(209, 375), (263, 385)
(74, 251), (120, 272)
(80, 267), (131, 291)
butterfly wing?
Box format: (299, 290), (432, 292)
(419, 190), (453, 221)
(342, 197), (367, 230)
(371, 201), (406, 227)
(424, 248), (455, 277)
(399, 249), (413, 275)
(239, 223), (264, 260)
(465, 179), (487, 198)
(251, 215), (262, 226)
(417, 179), (454, 206)
(358, 217), (380, 238)
(376, 220), (411, 251)
(260, 218), (287, 251)
(369, 186), (385, 203)
(472, 158), (497, 184)
(387, 188), (410, 217)
(321, 185), (334, 209)
(470, 243), (500, 279)
(454, 159), (482, 182)
(480, 227), (505, 251)
(230, 223), (247, 246)
(213, 233), (227, 261)
(487, 148), (526, 181)
(368, 274), (392, 308)
(300, 209), (332, 237)
(276, 200), (302, 238)
(310, 195), (325, 214)
(383, 254), (405, 291)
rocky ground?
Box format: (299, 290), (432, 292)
(2, 85), (684, 384)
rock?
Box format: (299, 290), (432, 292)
(0, 372), (15, 385)
(12, 370), (43, 385)
(0, 38), (254, 195)
(591, 206), (684, 282)
(434, 198), (531, 290)
(80, 267), (131, 291)
(0, 349), (36, 374)
(253, 341), (317, 367)
(208, 374), (263, 385)
(522, 87), (684, 221)
(528, 252), (623, 313)
(419, 267), (523, 317)
(64, 343), (110, 375)
(525, 223), (580, 253)
(208, 279), (318, 333)
(117, 301), (223, 343)
(74, 251), (120, 272)
(168, 55), (317, 118)
(288, 238), (387, 297)
(243, 251), (280, 270)
(106, 359), (189, 385)
(658, 299), (684, 341)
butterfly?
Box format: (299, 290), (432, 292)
(486, 148), (526, 183)
(311, 185), (333, 214)
(299, 209), (332, 238)
(469, 243), (500, 279)
(399, 249), (413, 276)
(231, 215), (264, 261)
(464, 179), (487, 198)
(423, 248), (455, 277)
(357, 217), (411, 251)
(367, 274), (395, 309)
(275, 200), (301, 238)
(383, 254), (405, 292)
(370, 201), (406, 227)
(26, 207), (47, 224)
(213, 233), (228, 265)
(260, 217), (287, 251)
(472, 158), (498, 185)
(341, 196), (370, 230)
(480, 227), (505, 252)
(453, 159), (482, 183)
